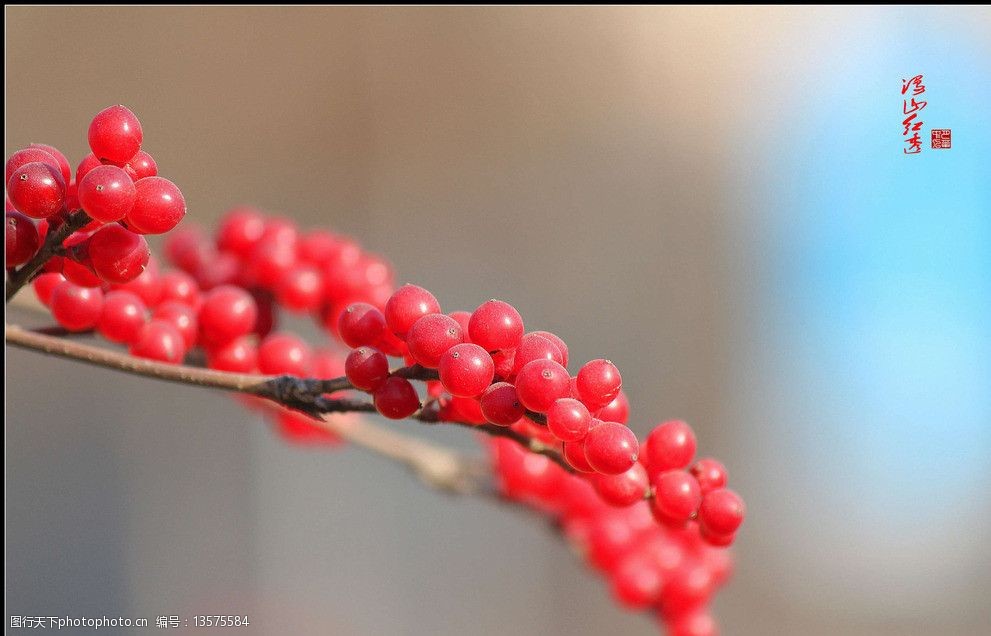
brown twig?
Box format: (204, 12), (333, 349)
(5, 209), (91, 302)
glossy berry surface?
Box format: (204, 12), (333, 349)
(7, 161), (65, 219)
(583, 421), (639, 475)
(77, 164), (135, 222)
(28, 144), (71, 184)
(373, 376), (420, 419)
(650, 470), (702, 526)
(512, 332), (564, 373)
(126, 150), (158, 180)
(592, 463), (649, 507)
(126, 177), (185, 234)
(130, 319), (185, 364)
(384, 284), (440, 339)
(697, 488), (745, 537)
(6, 211), (40, 266)
(514, 358), (570, 413)
(88, 105), (143, 164)
(5, 147), (61, 184)
(468, 299), (524, 352)
(276, 264), (323, 312)
(407, 313), (465, 369)
(152, 301), (199, 349)
(205, 336), (258, 373)
(50, 281), (104, 331)
(199, 285), (258, 345)
(97, 290), (147, 344)
(258, 332), (313, 376)
(644, 420), (697, 472)
(86, 224), (150, 284)
(345, 347), (390, 392)
(576, 359), (622, 409)
(479, 382), (524, 426)
(690, 458), (728, 495)
(546, 397), (591, 442)
(32, 272), (65, 306)
(338, 302), (387, 348)
(439, 343), (494, 397)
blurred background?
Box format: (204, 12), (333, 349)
(6, 6), (990, 635)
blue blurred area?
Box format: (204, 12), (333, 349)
(758, 14), (990, 529)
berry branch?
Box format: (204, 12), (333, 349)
(6, 105), (745, 635)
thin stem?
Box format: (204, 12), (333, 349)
(5, 209), (91, 302)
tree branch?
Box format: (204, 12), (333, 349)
(5, 209), (91, 302)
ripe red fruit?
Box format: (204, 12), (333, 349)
(32, 272), (65, 306)
(643, 420), (697, 472)
(5, 211), (40, 267)
(479, 382), (524, 426)
(28, 144), (71, 184)
(576, 359), (622, 409)
(75, 153), (102, 186)
(660, 563), (714, 619)
(545, 397), (591, 442)
(50, 281), (104, 331)
(514, 358), (570, 413)
(689, 458), (727, 495)
(610, 557), (662, 609)
(158, 270), (200, 307)
(216, 207), (266, 256)
(596, 390), (629, 424)
(199, 285), (258, 346)
(338, 302), (387, 348)
(114, 254), (162, 305)
(563, 440), (596, 473)
(384, 284), (440, 339)
(345, 347), (390, 392)
(77, 164), (136, 222)
(592, 463), (649, 507)
(206, 336), (258, 373)
(373, 376), (420, 419)
(258, 332), (313, 377)
(152, 301), (199, 349)
(407, 313), (465, 369)
(6, 147), (61, 184)
(86, 224), (150, 284)
(88, 105), (142, 164)
(7, 161), (65, 219)
(697, 488), (745, 536)
(529, 330), (568, 367)
(125, 150), (158, 180)
(276, 264), (323, 312)
(97, 290), (147, 344)
(126, 177), (185, 234)
(649, 470), (702, 526)
(583, 421), (639, 475)
(667, 612), (718, 636)
(438, 343), (494, 397)
(512, 333), (564, 374)
(130, 320), (185, 364)
(468, 299), (524, 351)
(447, 310), (472, 334)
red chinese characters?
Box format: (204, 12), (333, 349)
(902, 74), (926, 154)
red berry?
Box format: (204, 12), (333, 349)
(660, 563), (714, 618)
(447, 310), (471, 333)
(468, 299), (523, 351)
(384, 284), (440, 339)
(130, 320), (185, 364)
(114, 254), (162, 305)
(216, 206), (266, 256)
(32, 272), (65, 306)
(592, 463), (649, 507)
(28, 144), (71, 184)
(246, 241), (296, 287)
(689, 458), (727, 495)
(444, 395), (488, 425)
(373, 376), (420, 419)
(7, 161), (65, 219)
(530, 330), (568, 367)
(697, 488), (744, 536)
(77, 165), (135, 222)
(199, 285), (257, 346)
(545, 397), (591, 442)
(596, 389), (629, 424)
(338, 302), (387, 348)
(699, 526), (736, 548)
(583, 421), (639, 475)
(86, 224), (150, 284)
(152, 301), (199, 349)
(75, 153), (102, 186)
(610, 557), (662, 609)
(643, 420), (697, 472)
(576, 359), (622, 409)
(158, 270), (200, 307)
(514, 358), (570, 413)
(6, 147), (61, 184)
(345, 347), (390, 392)
(438, 343), (494, 398)
(50, 281), (104, 331)
(491, 348), (516, 380)
(479, 382), (524, 426)
(125, 150), (157, 180)
(407, 313), (465, 368)
(512, 332), (564, 374)
(88, 105), (142, 164)
(563, 440), (596, 473)
(668, 612), (718, 636)
(97, 290), (147, 344)
(650, 470), (702, 526)
(5, 211), (40, 267)
(276, 264), (323, 312)
(258, 332), (313, 377)
(126, 177), (185, 234)
(206, 336), (258, 373)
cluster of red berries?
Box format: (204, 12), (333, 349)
(8, 114), (743, 633)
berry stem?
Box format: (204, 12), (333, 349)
(5, 209), (92, 302)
